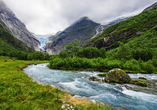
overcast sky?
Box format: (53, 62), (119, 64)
(2, 0), (157, 35)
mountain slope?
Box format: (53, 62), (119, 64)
(0, 0), (40, 51)
(144, 2), (157, 11)
(0, 21), (34, 54)
(84, 5), (157, 50)
(91, 17), (129, 39)
(43, 17), (100, 55)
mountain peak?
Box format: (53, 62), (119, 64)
(79, 16), (89, 20)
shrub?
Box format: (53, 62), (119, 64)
(144, 61), (155, 73)
(152, 58), (157, 67)
(123, 59), (141, 71)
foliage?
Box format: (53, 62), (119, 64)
(122, 59), (141, 71)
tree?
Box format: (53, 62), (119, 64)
(100, 47), (106, 58)
(27, 54), (32, 60)
(73, 39), (80, 57)
(35, 51), (45, 60)
(65, 39), (81, 58)
(116, 43), (132, 60)
(45, 53), (50, 60)
(59, 50), (68, 58)
(65, 43), (73, 56)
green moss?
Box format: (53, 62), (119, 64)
(137, 82), (147, 87)
(131, 79), (147, 87)
(132, 79), (139, 82)
(139, 77), (147, 80)
(97, 73), (106, 77)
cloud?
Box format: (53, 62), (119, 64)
(2, 0), (157, 34)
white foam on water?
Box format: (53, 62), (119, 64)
(24, 63), (157, 110)
(129, 73), (157, 80)
(122, 88), (157, 104)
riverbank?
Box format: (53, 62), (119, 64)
(48, 65), (150, 74)
(0, 59), (113, 110)
(49, 57), (157, 74)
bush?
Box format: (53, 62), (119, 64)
(107, 60), (123, 70)
(123, 59), (141, 71)
(152, 58), (157, 67)
(144, 62), (155, 73)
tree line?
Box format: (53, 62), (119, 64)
(0, 51), (50, 60)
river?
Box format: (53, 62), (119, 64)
(23, 63), (157, 110)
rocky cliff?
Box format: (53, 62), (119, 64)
(0, 19), (34, 53)
(0, 0), (40, 51)
(43, 17), (100, 55)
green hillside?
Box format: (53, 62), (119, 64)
(0, 23), (34, 55)
(84, 6), (157, 51)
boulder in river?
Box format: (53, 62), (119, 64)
(105, 68), (131, 83)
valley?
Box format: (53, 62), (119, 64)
(1, 0), (157, 110)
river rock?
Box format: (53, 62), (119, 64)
(105, 68), (131, 83)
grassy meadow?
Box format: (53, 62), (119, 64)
(0, 57), (113, 110)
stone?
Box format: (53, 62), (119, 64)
(105, 68), (131, 83)
(89, 76), (99, 81)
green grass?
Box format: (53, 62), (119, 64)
(0, 57), (113, 110)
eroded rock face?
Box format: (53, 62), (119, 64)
(105, 68), (131, 83)
(0, 0), (40, 51)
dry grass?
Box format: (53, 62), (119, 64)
(63, 94), (93, 106)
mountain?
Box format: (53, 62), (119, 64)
(0, 0), (40, 51)
(84, 3), (157, 51)
(33, 34), (51, 50)
(91, 17), (129, 39)
(0, 20), (34, 54)
(143, 2), (157, 11)
(43, 17), (100, 55)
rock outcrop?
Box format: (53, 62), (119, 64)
(42, 17), (100, 55)
(0, 0), (40, 51)
(105, 68), (131, 83)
